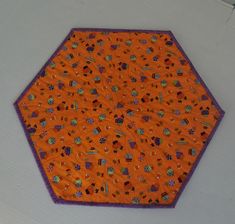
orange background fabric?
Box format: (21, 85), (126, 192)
(15, 29), (224, 207)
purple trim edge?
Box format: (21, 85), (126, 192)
(13, 27), (225, 208)
(14, 103), (59, 203)
(167, 31), (225, 207)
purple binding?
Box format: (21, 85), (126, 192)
(14, 28), (225, 208)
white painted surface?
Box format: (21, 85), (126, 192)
(221, 0), (235, 6)
(0, 0), (234, 223)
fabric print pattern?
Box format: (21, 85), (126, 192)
(14, 28), (224, 208)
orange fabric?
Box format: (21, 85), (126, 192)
(16, 30), (222, 206)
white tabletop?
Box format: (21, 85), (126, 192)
(0, 0), (233, 223)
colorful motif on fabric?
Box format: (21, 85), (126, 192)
(15, 29), (224, 207)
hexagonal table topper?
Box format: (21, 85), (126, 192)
(14, 28), (224, 208)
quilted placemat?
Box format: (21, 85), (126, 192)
(14, 28), (224, 208)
